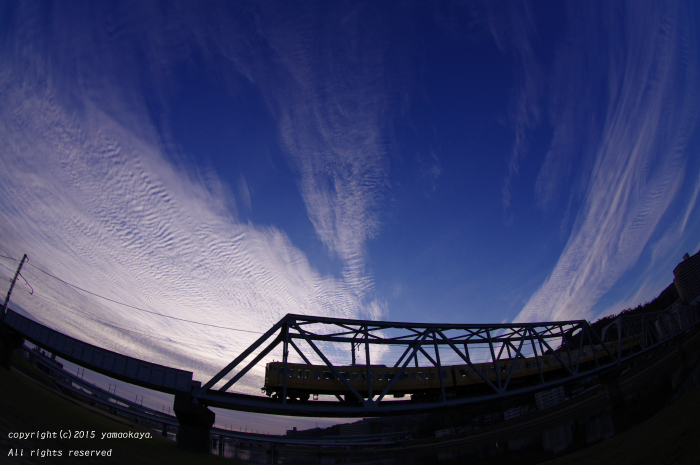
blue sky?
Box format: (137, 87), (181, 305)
(2, 0), (700, 428)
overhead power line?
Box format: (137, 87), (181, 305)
(0, 257), (264, 335)
(30, 292), (181, 344)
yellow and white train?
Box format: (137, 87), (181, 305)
(261, 338), (638, 402)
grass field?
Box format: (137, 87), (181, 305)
(2, 359), (700, 464)
(541, 389), (700, 465)
(0, 366), (235, 464)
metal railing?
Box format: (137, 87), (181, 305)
(193, 305), (700, 416)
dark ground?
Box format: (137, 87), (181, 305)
(2, 352), (700, 464)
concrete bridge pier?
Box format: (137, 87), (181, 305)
(265, 442), (278, 464)
(215, 434), (225, 456)
(600, 368), (628, 433)
(174, 391), (215, 453)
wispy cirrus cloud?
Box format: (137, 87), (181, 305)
(173, 2), (403, 308)
(252, 4), (397, 303)
(516, 1), (699, 322)
(485, 1), (542, 213)
(0, 85), (369, 389)
(0, 1), (390, 392)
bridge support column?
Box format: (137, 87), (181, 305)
(174, 393), (215, 453)
(265, 442), (278, 464)
(0, 325), (24, 370)
(600, 369), (627, 433)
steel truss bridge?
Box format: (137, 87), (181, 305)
(3, 305), (699, 419)
(193, 305), (700, 417)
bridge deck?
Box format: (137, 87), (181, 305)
(4, 306), (699, 417)
(4, 309), (193, 394)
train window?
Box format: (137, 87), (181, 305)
(378, 373), (383, 381)
(272, 366), (278, 372)
(441, 369), (448, 377)
(298, 369), (303, 378)
(315, 371), (321, 380)
(351, 373), (359, 381)
(399, 372), (408, 380)
(501, 365), (507, 373)
(340, 372), (349, 379)
(410, 372), (416, 380)
(323, 372), (334, 380)
(288, 370), (294, 378)
(305, 370), (310, 379)
(361, 373), (366, 381)
(279, 368), (284, 375)
(459, 368), (469, 377)
(418, 372), (424, 380)
(386, 373), (394, 380)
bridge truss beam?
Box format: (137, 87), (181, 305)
(192, 306), (700, 417)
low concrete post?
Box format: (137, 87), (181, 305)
(174, 391), (215, 453)
(0, 325), (24, 370)
(266, 442), (278, 464)
(599, 368), (627, 433)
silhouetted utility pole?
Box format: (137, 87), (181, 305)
(1, 254), (28, 322)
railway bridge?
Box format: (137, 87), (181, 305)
(1, 304), (699, 453)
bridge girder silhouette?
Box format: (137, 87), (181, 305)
(192, 306), (700, 417)
(3, 303), (699, 452)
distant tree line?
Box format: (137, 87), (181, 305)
(589, 283), (679, 337)
(556, 282), (680, 351)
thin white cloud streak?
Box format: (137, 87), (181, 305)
(178, 2), (400, 308)
(597, 281), (661, 321)
(0, 90), (365, 390)
(679, 169), (700, 234)
(252, 5), (394, 303)
(534, 4), (610, 213)
(0, 2), (388, 392)
(516, 1), (699, 323)
(598, 208), (698, 321)
(647, 167), (700, 270)
(486, 1), (542, 213)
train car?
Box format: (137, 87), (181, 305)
(262, 361), (453, 402)
(261, 337), (642, 402)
